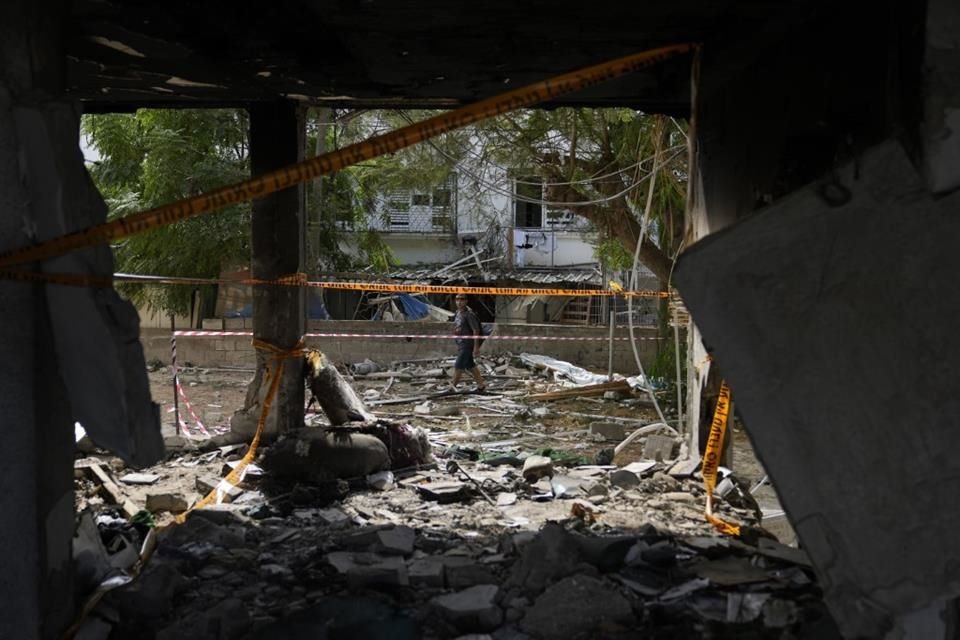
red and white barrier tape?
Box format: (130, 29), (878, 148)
(175, 378), (211, 438)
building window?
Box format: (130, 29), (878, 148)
(514, 176), (543, 228)
(382, 174), (456, 232)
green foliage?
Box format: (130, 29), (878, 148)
(594, 237), (636, 272)
(83, 109), (250, 315)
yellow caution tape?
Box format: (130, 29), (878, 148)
(0, 269), (670, 297)
(702, 380), (741, 536)
(175, 338), (304, 523)
(0, 43), (695, 269)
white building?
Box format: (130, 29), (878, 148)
(337, 158), (659, 325)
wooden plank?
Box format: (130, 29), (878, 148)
(87, 464), (139, 518)
(528, 380), (631, 401)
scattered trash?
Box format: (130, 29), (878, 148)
(367, 470), (396, 491)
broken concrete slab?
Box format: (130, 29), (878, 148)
(589, 422), (627, 441)
(145, 493), (189, 514)
(155, 597), (249, 640)
(621, 461), (657, 476)
(326, 551), (409, 587)
(609, 469), (640, 489)
(431, 585), (503, 633)
(667, 458), (701, 478)
(119, 473), (159, 485)
(408, 556), (446, 587)
(519, 576), (633, 638)
(674, 141), (960, 637)
(443, 558), (499, 589)
(521, 456), (553, 482)
(506, 523), (585, 595)
(642, 434), (677, 462)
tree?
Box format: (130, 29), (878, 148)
(328, 108), (687, 285)
(82, 108), (406, 314)
(83, 109), (251, 315)
(472, 109), (687, 284)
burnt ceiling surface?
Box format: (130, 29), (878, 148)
(66, 0), (818, 113)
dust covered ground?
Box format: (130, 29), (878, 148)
(71, 354), (833, 640)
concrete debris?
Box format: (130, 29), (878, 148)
(520, 455), (553, 482)
(326, 551), (410, 587)
(520, 575), (633, 638)
(609, 469), (641, 489)
(588, 421), (626, 441)
(119, 473), (160, 485)
(67, 354), (826, 638)
(145, 493), (189, 513)
(431, 585), (503, 633)
(642, 434), (678, 462)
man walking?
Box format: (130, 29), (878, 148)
(451, 294), (486, 392)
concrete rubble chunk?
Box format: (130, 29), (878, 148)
(667, 458), (701, 478)
(589, 422), (626, 441)
(326, 551), (409, 587)
(119, 473), (159, 485)
(506, 523), (584, 595)
(642, 434), (677, 462)
(146, 493), (189, 513)
(341, 525), (416, 556)
(431, 584), (503, 633)
(521, 455), (553, 482)
(621, 461), (657, 476)
(408, 556), (446, 587)
(581, 480), (609, 498)
(443, 557), (500, 589)
(520, 575), (633, 639)
(609, 469), (640, 489)
(377, 526), (416, 555)
(496, 492), (518, 507)
(156, 597), (249, 640)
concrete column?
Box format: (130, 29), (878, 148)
(0, 2), (73, 638)
(249, 100), (306, 435)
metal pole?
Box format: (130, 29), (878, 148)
(170, 314), (181, 436)
(673, 308), (684, 435)
(607, 310), (615, 380)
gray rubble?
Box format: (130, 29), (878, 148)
(68, 353), (831, 639)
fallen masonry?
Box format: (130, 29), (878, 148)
(69, 351), (823, 638)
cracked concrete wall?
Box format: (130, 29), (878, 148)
(670, 3), (960, 636)
(676, 142), (960, 637)
(1, 2), (163, 637)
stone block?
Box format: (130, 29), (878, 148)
(643, 435), (677, 461)
(146, 493), (189, 513)
(326, 551), (409, 587)
(431, 585), (502, 633)
(520, 576), (632, 638)
(589, 422), (626, 441)
(408, 556), (446, 587)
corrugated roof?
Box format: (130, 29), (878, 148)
(342, 263), (605, 287)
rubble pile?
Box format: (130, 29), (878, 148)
(86, 508), (831, 639)
(67, 353), (828, 638)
